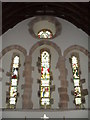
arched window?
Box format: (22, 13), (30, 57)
(9, 54), (20, 108)
(71, 55), (82, 106)
(69, 52), (88, 108)
(38, 29), (53, 39)
(40, 50), (51, 107)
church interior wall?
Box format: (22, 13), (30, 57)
(2, 17), (88, 55)
(1, 16), (89, 118)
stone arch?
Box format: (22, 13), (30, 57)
(64, 45), (89, 57)
(0, 45), (27, 76)
(29, 40), (62, 56)
(0, 45), (27, 60)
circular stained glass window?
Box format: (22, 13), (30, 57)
(38, 29), (53, 39)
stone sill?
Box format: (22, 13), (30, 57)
(2, 109), (89, 118)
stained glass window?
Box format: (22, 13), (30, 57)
(38, 29), (53, 39)
(40, 51), (50, 107)
(9, 55), (20, 108)
(71, 55), (82, 105)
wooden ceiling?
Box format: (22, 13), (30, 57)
(2, 2), (89, 35)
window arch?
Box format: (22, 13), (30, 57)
(9, 53), (20, 108)
(40, 50), (51, 108)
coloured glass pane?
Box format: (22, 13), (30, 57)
(75, 98), (81, 105)
(38, 29), (52, 39)
(9, 55), (20, 108)
(74, 79), (79, 86)
(41, 80), (49, 86)
(11, 79), (17, 86)
(42, 52), (49, 63)
(71, 55), (82, 106)
(40, 51), (50, 107)
(12, 75), (17, 79)
(41, 98), (50, 105)
(12, 68), (18, 76)
(10, 98), (16, 105)
(10, 87), (17, 97)
(72, 56), (79, 79)
(13, 63), (19, 68)
(13, 56), (19, 64)
(41, 87), (50, 97)
(74, 87), (81, 97)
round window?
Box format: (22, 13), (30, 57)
(38, 29), (53, 39)
(29, 16), (62, 39)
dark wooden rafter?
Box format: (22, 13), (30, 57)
(2, 2), (89, 35)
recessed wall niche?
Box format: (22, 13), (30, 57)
(29, 16), (62, 39)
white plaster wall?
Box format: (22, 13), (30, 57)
(2, 110), (88, 118)
(1, 16), (89, 118)
(2, 50), (25, 109)
(32, 45), (60, 109)
(0, 81), (2, 119)
(0, 36), (2, 119)
(2, 17), (88, 55)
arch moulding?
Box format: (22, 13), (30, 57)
(0, 45), (27, 60)
(0, 45), (27, 81)
(64, 45), (90, 57)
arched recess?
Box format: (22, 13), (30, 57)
(0, 45), (27, 109)
(23, 40), (66, 109)
(64, 45), (89, 109)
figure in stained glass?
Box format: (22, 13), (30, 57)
(9, 55), (20, 108)
(71, 55), (82, 106)
(40, 50), (51, 107)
